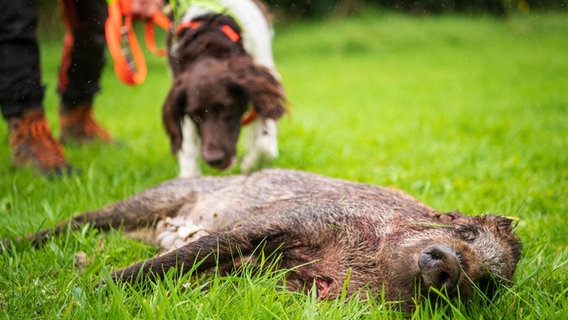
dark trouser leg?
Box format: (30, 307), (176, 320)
(0, 0), (45, 119)
(58, 0), (108, 106)
(58, 0), (112, 143)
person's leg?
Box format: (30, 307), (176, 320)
(0, 0), (44, 118)
(0, 0), (71, 174)
(58, 0), (111, 143)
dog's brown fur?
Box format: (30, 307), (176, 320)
(163, 14), (285, 169)
(9, 169), (522, 309)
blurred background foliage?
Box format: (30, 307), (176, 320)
(33, 0), (567, 53)
(35, 0), (566, 36)
(37, 0), (567, 22)
(265, 0), (567, 17)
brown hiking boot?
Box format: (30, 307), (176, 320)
(9, 109), (72, 175)
(59, 104), (112, 144)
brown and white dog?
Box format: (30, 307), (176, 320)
(163, 0), (286, 177)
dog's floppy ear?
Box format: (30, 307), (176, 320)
(229, 57), (286, 119)
(162, 77), (187, 154)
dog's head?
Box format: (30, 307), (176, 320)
(163, 55), (285, 170)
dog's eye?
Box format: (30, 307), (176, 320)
(190, 111), (205, 123)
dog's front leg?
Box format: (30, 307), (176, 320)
(178, 116), (201, 177)
(241, 117), (278, 173)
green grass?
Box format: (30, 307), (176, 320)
(1, 10), (567, 319)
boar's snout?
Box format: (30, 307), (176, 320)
(418, 245), (461, 292)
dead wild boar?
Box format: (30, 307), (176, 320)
(9, 168), (521, 306)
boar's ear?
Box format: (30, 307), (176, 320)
(490, 215), (523, 265)
(493, 215), (519, 232)
(229, 57), (286, 120)
(162, 78), (187, 154)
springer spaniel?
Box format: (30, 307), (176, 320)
(163, 0), (286, 177)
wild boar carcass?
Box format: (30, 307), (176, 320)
(14, 169), (522, 305)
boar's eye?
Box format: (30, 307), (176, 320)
(457, 225), (479, 242)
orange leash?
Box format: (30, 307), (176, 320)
(145, 12), (171, 56)
(105, 0), (171, 85)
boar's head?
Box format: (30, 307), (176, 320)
(374, 214), (522, 305)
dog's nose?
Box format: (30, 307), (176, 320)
(418, 245), (461, 292)
(202, 148), (229, 169)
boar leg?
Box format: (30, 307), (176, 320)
(106, 211), (310, 286)
(7, 177), (234, 250)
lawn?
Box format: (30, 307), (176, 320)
(1, 9), (567, 319)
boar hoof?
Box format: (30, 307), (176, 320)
(418, 245), (460, 292)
